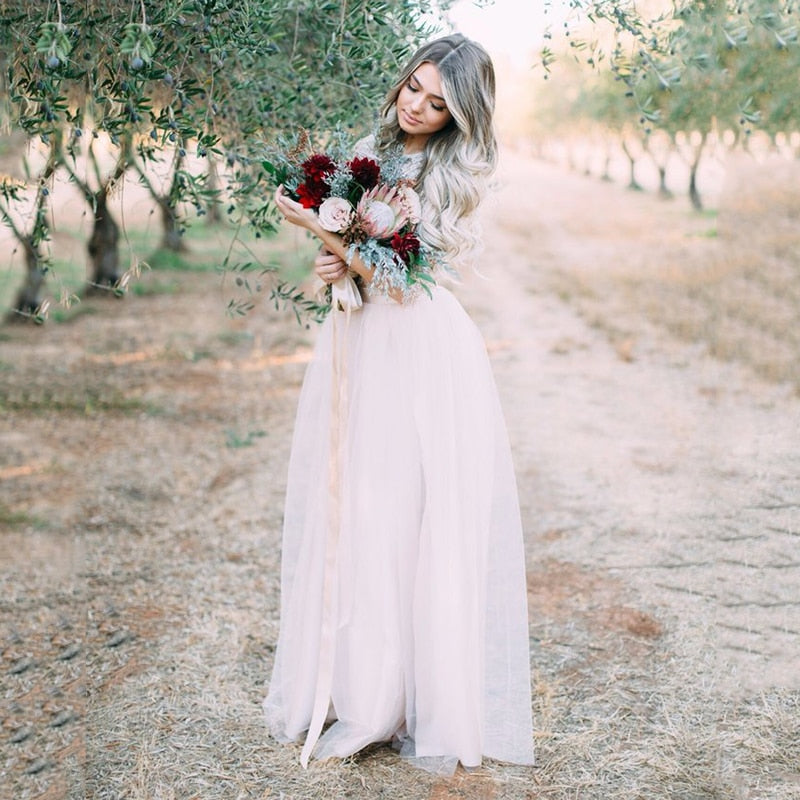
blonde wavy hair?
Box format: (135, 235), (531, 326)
(375, 34), (497, 270)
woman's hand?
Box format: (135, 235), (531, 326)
(274, 187), (361, 289)
(274, 185), (320, 232)
(314, 248), (349, 284)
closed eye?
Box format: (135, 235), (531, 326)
(407, 79), (447, 113)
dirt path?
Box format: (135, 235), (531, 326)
(2, 152), (799, 799)
(472, 155), (800, 693)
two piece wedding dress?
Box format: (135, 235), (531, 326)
(263, 140), (534, 774)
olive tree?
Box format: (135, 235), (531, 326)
(0, 139), (59, 316)
(0, 0), (449, 320)
(536, 0), (799, 209)
(570, 1), (797, 132)
(629, 1), (798, 208)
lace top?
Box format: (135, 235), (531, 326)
(352, 135), (426, 183)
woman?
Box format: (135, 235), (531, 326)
(265, 34), (534, 774)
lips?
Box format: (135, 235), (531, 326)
(401, 110), (421, 127)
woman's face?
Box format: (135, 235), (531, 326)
(396, 61), (452, 148)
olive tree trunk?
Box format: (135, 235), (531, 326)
(205, 155), (223, 225)
(620, 138), (643, 191)
(1, 139), (57, 321)
(61, 142), (127, 294)
(687, 132), (707, 211)
(159, 196), (187, 252)
(87, 192), (121, 290)
(8, 239), (47, 320)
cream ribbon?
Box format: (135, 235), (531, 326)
(313, 274), (363, 312)
(300, 291), (358, 767)
(331, 275), (363, 312)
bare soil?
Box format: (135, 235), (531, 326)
(2, 150), (799, 800)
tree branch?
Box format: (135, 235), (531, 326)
(0, 198), (27, 245)
(58, 144), (94, 202)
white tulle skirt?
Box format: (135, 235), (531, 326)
(264, 285), (534, 774)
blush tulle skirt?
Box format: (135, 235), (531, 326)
(263, 285), (534, 774)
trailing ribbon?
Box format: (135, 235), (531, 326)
(331, 275), (363, 312)
(312, 274), (363, 313)
(300, 301), (353, 767)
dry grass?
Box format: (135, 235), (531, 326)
(540, 153), (800, 391)
(3, 152), (800, 799)
(6, 562), (798, 799)
(531, 632), (800, 800)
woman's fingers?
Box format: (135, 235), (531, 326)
(316, 268), (348, 283)
(314, 252), (348, 283)
(314, 252), (343, 268)
(274, 185), (289, 218)
(274, 185), (312, 227)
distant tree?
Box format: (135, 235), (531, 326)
(642, 129), (673, 198)
(59, 137), (128, 290)
(537, 0), (799, 208)
(581, 69), (645, 189)
(0, 139), (59, 321)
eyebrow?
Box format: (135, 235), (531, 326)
(410, 73), (446, 104)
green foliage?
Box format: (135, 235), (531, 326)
(224, 427), (266, 448)
(0, 0), (450, 321)
(1, 0), (446, 176)
(541, 0), (800, 138)
(146, 247), (206, 271)
(0, 502), (46, 528)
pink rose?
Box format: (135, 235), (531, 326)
(317, 197), (354, 232)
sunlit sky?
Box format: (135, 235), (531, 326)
(444, 0), (574, 139)
(448, 0), (570, 68)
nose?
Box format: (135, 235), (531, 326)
(409, 94), (424, 113)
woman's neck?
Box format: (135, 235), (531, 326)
(402, 133), (429, 155)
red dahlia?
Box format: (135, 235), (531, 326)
(390, 231), (421, 264)
(301, 154), (335, 182)
(348, 157), (380, 191)
(296, 181), (328, 209)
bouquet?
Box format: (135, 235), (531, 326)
(263, 131), (435, 311)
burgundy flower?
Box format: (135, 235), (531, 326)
(390, 231), (421, 264)
(347, 157), (380, 191)
(296, 181), (328, 209)
(301, 154), (335, 182)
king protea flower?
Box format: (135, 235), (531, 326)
(356, 184), (409, 239)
